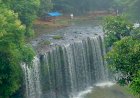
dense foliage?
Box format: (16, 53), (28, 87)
(103, 16), (133, 47)
(106, 36), (140, 95)
(104, 16), (140, 96)
(38, 0), (53, 19)
(0, 2), (35, 98)
(1, 0), (40, 37)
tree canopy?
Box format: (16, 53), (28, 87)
(0, 2), (35, 98)
(38, 0), (53, 19)
(2, 0), (40, 36)
(106, 36), (140, 95)
(104, 15), (140, 96)
(103, 16), (133, 47)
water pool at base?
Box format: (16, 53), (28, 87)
(82, 83), (137, 98)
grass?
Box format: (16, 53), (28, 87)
(52, 35), (63, 39)
(38, 40), (51, 46)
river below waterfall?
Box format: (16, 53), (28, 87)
(75, 83), (137, 98)
(22, 20), (137, 98)
(84, 85), (136, 98)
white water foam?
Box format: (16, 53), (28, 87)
(72, 87), (93, 98)
(21, 57), (41, 98)
(71, 82), (115, 98)
(95, 81), (115, 88)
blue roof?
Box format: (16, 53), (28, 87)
(48, 12), (62, 17)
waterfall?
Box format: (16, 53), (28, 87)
(21, 57), (41, 98)
(38, 35), (108, 98)
(22, 34), (108, 98)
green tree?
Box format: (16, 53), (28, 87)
(106, 36), (140, 96)
(38, 0), (53, 19)
(104, 15), (140, 96)
(0, 6), (35, 98)
(103, 16), (133, 47)
(9, 0), (40, 37)
(130, 71), (140, 96)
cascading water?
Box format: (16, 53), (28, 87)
(21, 57), (41, 98)
(39, 35), (108, 98)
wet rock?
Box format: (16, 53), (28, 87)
(73, 31), (77, 33)
(95, 33), (98, 35)
(50, 43), (54, 46)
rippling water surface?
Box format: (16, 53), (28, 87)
(84, 82), (137, 98)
